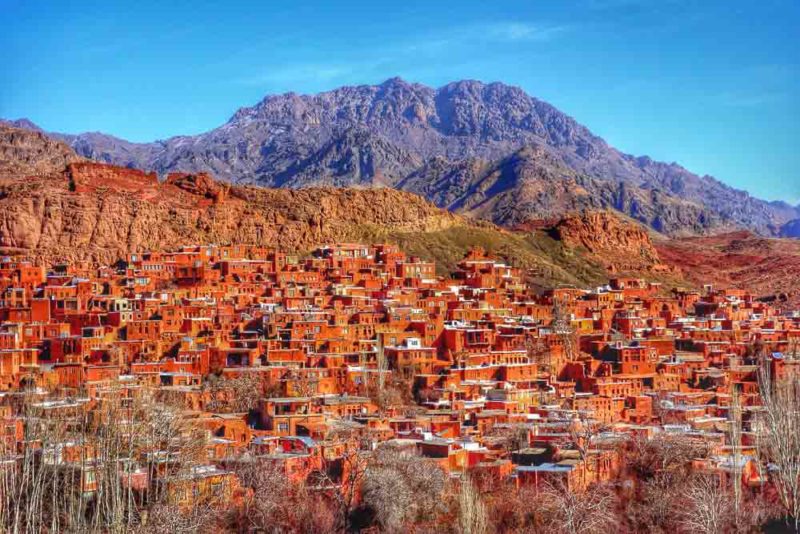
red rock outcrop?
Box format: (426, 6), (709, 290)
(67, 162), (159, 195)
(550, 211), (674, 274)
(164, 172), (228, 204)
(0, 163), (461, 264)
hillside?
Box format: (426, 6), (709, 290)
(656, 231), (800, 307)
(5, 78), (797, 237)
(0, 126), (617, 289)
(0, 163), (628, 290)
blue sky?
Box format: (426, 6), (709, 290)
(1, 0), (798, 203)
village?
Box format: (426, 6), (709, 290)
(0, 241), (798, 531)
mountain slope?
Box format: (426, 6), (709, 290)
(0, 162), (456, 264)
(0, 161), (626, 290)
(398, 145), (724, 235)
(656, 231), (800, 307)
(6, 79), (794, 237)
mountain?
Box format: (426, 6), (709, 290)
(3, 78), (798, 237)
(0, 118), (43, 132)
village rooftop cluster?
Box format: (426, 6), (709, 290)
(1, 242), (798, 513)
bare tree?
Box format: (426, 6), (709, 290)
(228, 458), (338, 533)
(756, 365), (800, 529)
(457, 474), (488, 534)
(140, 503), (217, 534)
(730, 387), (743, 520)
(677, 475), (734, 534)
(376, 336), (387, 397)
(526, 334), (551, 376)
(205, 372), (264, 413)
(626, 432), (710, 480)
(533, 481), (619, 534)
(289, 367), (320, 398)
(361, 443), (447, 532)
(0, 385), (216, 534)
(487, 424), (529, 455)
(624, 473), (682, 534)
(552, 300), (578, 362)
(788, 337), (800, 361)
(230, 458), (293, 531)
(307, 434), (371, 532)
(566, 409), (603, 466)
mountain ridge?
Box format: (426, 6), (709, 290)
(4, 77), (798, 237)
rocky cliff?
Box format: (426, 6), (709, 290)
(549, 211), (673, 275)
(0, 166), (461, 264)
